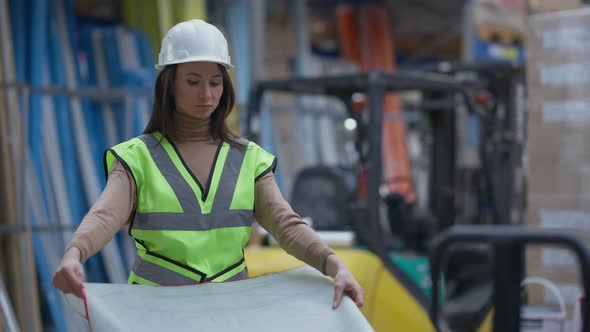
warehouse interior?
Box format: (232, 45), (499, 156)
(0, 0), (589, 331)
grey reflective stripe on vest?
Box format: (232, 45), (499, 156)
(132, 254), (201, 286)
(138, 134), (200, 214)
(224, 268), (248, 282)
(134, 210), (253, 231)
(211, 139), (246, 212)
(135, 134), (253, 231)
(133, 254), (247, 285)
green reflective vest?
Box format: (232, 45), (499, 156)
(103, 132), (276, 285)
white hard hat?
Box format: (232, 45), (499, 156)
(155, 19), (234, 70)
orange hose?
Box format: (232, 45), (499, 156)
(335, 4), (415, 202)
(335, 5), (361, 63)
(361, 5), (414, 202)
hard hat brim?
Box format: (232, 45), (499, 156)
(155, 56), (234, 71)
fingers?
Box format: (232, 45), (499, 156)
(332, 268), (364, 310)
(52, 263), (85, 298)
(76, 283), (86, 299)
(64, 267), (84, 298)
(333, 282), (345, 309)
(352, 286), (364, 307)
(344, 283), (364, 308)
(332, 280), (364, 310)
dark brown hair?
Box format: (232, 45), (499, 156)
(143, 63), (242, 146)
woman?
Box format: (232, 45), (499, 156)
(52, 19), (363, 310)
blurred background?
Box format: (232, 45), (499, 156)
(0, 0), (589, 331)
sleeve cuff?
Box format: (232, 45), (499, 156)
(65, 241), (88, 263)
(322, 251), (336, 276)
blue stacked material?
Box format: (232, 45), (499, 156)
(101, 26), (155, 270)
(53, 0), (128, 287)
(20, 0), (72, 330)
(7, 0), (156, 329)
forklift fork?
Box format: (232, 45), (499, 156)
(429, 225), (590, 332)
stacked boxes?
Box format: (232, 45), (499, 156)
(526, 7), (590, 319)
(528, 0), (581, 14)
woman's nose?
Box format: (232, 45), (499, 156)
(199, 85), (211, 99)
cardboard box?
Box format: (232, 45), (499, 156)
(525, 7), (590, 312)
(526, 88), (590, 118)
(526, 7), (590, 58)
(527, 61), (590, 89)
(527, 115), (590, 201)
(528, 0), (582, 14)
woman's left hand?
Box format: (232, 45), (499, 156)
(332, 266), (364, 309)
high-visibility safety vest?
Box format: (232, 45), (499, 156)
(103, 132), (277, 286)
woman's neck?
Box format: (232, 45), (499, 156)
(170, 111), (214, 143)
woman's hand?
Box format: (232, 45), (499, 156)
(325, 254), (364, 309)
(52, 247), (85, 298)
(332, 267), (364, 309)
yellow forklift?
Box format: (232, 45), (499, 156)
(243, 69), (480, 331)
(242, 67), (590, 331)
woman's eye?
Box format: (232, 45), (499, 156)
(187, 80), (199, 86)
(211, 81), (221, 87)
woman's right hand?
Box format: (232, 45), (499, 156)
(52, 247), (85, 298)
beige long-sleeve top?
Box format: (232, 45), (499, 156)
(66, 112), (334, 274)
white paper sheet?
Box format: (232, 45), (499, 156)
(65, 265), (374, 332)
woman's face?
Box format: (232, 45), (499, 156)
(174, 62), (224, 119)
